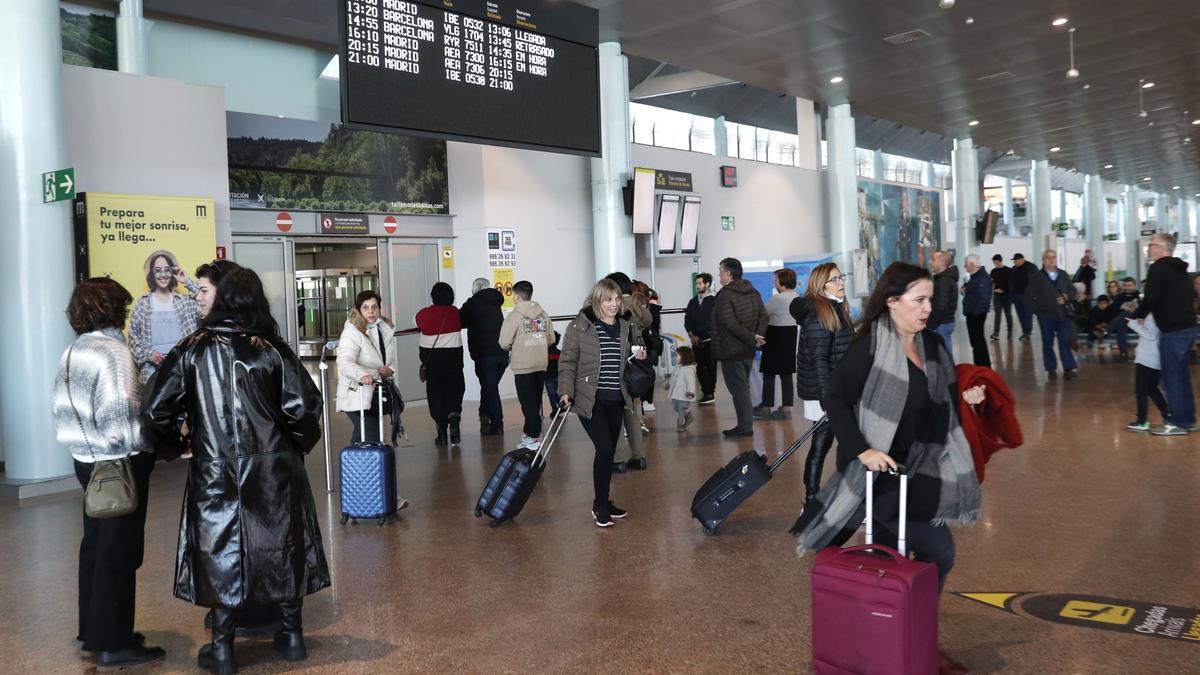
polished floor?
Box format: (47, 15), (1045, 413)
(2, 330), (1198, 674)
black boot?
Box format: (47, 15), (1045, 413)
(198, 608), (236, 675)
(435, 424), (448, 447)
(273, 601), (306, 662)
(803, 423), (835, 502)
(448, 413), (462, 445)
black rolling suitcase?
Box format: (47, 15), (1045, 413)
(691, 417), (827, 535)
(474, 404), (571, 526)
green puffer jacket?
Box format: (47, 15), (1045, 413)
(710, 278), (769, 361)
(557, 307), (642, 419)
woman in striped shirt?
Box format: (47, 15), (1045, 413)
(558, 278), (647, 528)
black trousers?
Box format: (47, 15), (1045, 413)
(1134, 364), (1169, 423)
(579, 400), (624, 509)
(965, 313), (992, 368)
(425, 368), (465, 426)
(346, 410), (383, 445)
(74, 452), (155, 652)
(991, 295), (1013, 336)
(761, 372), (794, 408)
(803, 419), (835, 495)
(514, 371), (545, 438)
(694, 339), (717, 398)
(870, 488), (956, 591)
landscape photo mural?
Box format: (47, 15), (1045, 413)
(857, 180), (943, 292)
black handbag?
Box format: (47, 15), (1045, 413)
(66, 345), (138, 519)
(622, 324), (655, 399)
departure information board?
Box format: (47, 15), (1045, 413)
(339, 0), (600, 155)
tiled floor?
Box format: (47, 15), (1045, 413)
(2, 333), (1198, 673)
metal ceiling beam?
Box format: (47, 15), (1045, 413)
(629, 70), (740, 101)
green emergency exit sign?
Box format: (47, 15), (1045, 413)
(43, 168), (75, 203)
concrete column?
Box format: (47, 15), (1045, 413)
(871, 149), (884, 181)
(589, 42), (636, 279)
(1154, 193), (1167, 231)
(714, 115), (728, 158)
(825, 104), (860, 297)
(117, 0), (149, 75)
(1003, 177), (1014, 234)
(1029, 160), (1053, 248)
(1059, 189), (1068, 226)
(922, 160), (936, 188)
(1083, 174), (1106, 296)
(951, 138), (980, 256)
(0, 0), (77, 481)
(1124, 187), (1141, 277)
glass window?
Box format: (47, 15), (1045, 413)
(855, 148), (875, 179)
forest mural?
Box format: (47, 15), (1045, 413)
(857, 180), (943, 292)
(227, 112), (449, 214)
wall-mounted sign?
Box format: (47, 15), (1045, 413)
(655, 170), (693, 192)
(492, 268), (515, 310)
(43, 167), (75, 203)
(319, 213), (368, 234)
(1141, 228), (1157, 237)
(1053, 222), (1070, 232)
(487, 228), (517, 267)
(719, 165), (737, 188)
(275, 211), (293, 232)
(441, 244), (454, 269)
(720, 216), (735, 231)
(1104, 233), (1119, 241)
(383, 215), (398, 234)
(501, 229), (516, 251)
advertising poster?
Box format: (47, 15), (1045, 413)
(492, 268), (515, 310)
(72, 192), (217, 330)
(857, 180), (943, 293)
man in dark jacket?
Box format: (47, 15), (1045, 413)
(989, 254), (1013, 340)
(684, 272), (717, 404)
(1010, 253), (1035, 340)
(928, 250), (959, 361)
(1132, 233), (1198, 435)
(711, 258), (768, 437)
(459, 278), (507, 435)
(1027, 249), (1078, 379)
(962, 254), (992, 368)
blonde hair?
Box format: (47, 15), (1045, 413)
(585, 278), (623, 316)
(803, 263), (852, 333)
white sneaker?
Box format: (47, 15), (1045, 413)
(642, 402), (656, 412)
(517, 435), (535, 449)
(525, 436), (542, 450)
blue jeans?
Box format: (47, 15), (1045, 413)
(544, 371), (560, 412)
(1159, 326), (1198, 428)
(1106, 312), (1132, 354)
(1036, 314), (1077, 372)
(474, 354), (508, 428)
(935, 323), (955, 363)
(1012, 293), (1034, 336)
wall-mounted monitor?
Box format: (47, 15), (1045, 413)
(632, 167), (656, 234)
(657, 194), (681, 253)
(680, 195), (701, 254)
(338, 0), (600, 156)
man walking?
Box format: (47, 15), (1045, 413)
(684, 272), (717, 405)
(499, 280), (553, 450)
(989, 254), (1013, 340)
(1131, 233), (1197, 435)
(1027, 249), (1079, 379)
(962, 254), (993, 368)
(1010, 253), (1035, 340)
(459, 277), (507, 435)
(710, 258), (767, 437)
(929, 250), (959, 361)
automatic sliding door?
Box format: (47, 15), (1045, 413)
(231, 237), (297, 350)
(388, 243), (438, 402)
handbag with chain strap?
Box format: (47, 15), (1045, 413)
(66, 345), (138, 519)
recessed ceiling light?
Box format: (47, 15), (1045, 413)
(1142, 81), (1155, 89)
(1104, 164), (1113, 169)
(1173, 186), (1181, 190)
(830, 76), (844, 84)
(965, 16), (975, 25)
(1083, 84), (1091, 90)
(1052, 17), (1069, 26)
(968, 120), (979, 126)
(1050, 146), (1061, 152)
(1192, 119), (1200, 125)
(1143, 177), (1152, 181)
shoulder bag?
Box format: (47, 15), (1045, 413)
(66, 345), (138, 519)
(418, 314), (449, 383)
(622, 320), (655, 399)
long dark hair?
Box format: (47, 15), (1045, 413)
(203, 268), (280, 336)
(855, 262), (932, 339)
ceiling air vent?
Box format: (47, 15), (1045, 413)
(977, 71), (1015, 82)
(883, 29), (931, 45)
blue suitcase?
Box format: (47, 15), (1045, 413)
(475, 404), (570, 526)
(339, 382), (398, 526)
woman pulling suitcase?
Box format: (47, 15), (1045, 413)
(791, 262), (985, 675)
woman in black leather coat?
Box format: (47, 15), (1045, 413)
(790, 263), (854, 505)
(143, 268), (329, 675)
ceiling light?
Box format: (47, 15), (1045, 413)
(1193, 119), (1200, 125)
(1052, 17), (1069, 27)
(1083, 84), (1091, 90)
(938, 0), (955, 9)
(1065, 28), (1079, 78)
(965, 16), (974, 25)
(1143, 177), (1151, 181)
(1104, 164), (1113, 169)
(830, 76), (844, 84)
(968, 120), (979, 126)
(1172, 186), (1181, 190)
(1142, 81), (1155, 89)
(1050, 146), (1061, 152)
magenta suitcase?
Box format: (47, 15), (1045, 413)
(810, 470), (939, 675)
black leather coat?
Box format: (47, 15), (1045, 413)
(142, 320), (330, 608)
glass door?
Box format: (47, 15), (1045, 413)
(387, 243), (439, 402)
(231, 237), (297, 351)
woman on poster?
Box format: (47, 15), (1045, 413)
(129, 249), (201, 382)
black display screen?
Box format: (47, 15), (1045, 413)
(339, 0), (600, 156)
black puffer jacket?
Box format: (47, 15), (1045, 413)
(459, 288), (506, 359)
(790, 296), (854, 401)
(142, 319), (329, 608)
(929, 265), (960, 327)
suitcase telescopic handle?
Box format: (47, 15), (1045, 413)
(767, 416), (828, 473)
(356, 379), (386, 444)
(864, 465), (909, 556)
(530, 403), (571, 468)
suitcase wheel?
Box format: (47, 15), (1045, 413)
(703, 526), (717, 536)
(377, 517), (387, 526)
(474, 507), (483, 518)
(340, 513), (349, 525)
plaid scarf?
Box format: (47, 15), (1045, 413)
(793, 318), (980, 556)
